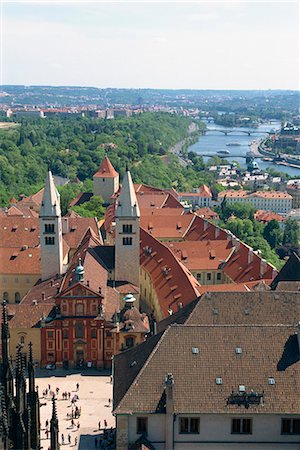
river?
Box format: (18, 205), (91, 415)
(189, 120), (300, 176)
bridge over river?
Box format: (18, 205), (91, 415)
(203, 129), (272, 136)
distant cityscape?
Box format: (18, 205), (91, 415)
(0, 85), (300, 450)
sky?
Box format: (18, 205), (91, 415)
(1, 1), (299, 90)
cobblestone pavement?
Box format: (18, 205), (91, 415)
(36, 369), (115, 449)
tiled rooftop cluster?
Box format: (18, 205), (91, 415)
(114, 281), (300, 417)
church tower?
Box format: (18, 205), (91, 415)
(93, 156), (119, 203)
(39, 170), (63, 280)
(114, 169), (140, 287)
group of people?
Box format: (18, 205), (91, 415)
(44, 383), (82, 447)
(42, 384), (59, 399)
(61, 433), (77, 446)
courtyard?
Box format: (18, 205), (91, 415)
(36, 369), (115, 449)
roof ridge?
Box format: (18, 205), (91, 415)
(182, 213), (196, 238)
(172, 323), (297, 328)
(116, 327), (171, 412)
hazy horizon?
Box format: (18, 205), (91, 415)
(1, 1), (299, 90)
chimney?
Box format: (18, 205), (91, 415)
(248, 247), (254, 264)
(165, 373), (175, 450)
(62, 217), (70, 234)
(260, 259), (267, 277)
(232, 236), (240, 252)
(178, 302), (183, 311)
(215, 226), (220, 239)
(41, 292), (45, 301)
(51, 280), (54, 287)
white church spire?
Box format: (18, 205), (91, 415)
(39, 170), (63, 280)
(114, 169), (140, 287)
(40, 170), (61, 217)
(116, 169), (140, 218)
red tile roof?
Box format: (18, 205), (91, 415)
(254, 210), (285, 223)
(195, 207), (219, 220)
(18, 187), (44, 206)
(140, 213), (196, 239)
(218, 190), (292, 200)
(140, 229), (200, 316)
(165, 240), (233, 271)
(93, 156), (118, 178)
(0, 247), (41, 274)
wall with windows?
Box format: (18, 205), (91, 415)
(9, 328), (41, 364)
(118, 413), (300, 450)
(140, 267), (164, 321)
(191, 270), (231, 286)
(175, 414), (300, 447)
(0, 274), (40, 304)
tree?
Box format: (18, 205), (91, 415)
(263, 220), (282, 249)
(72, 196), (106, 219)
(283, 218), (300, 246)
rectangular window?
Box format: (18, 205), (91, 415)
(217, 272), (222, 281)
(122, 237), (132, 246)
(122, 224), (133, 234)
(47, 331), (54, 338)
(179, 417), (200, 434)
(282, 419), (300, 434)
(91, 329), (97, 338)
(207, 273), (211, 281)
(45, 236), (55, 245)
(196, 273), (201, 281)
(231, 418), (252, 434)
(63, 329), (68, 339)
(137, 417), (148, 435)
(45, 223), (55, 233)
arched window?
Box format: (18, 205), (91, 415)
(126, 337), (135, 348)
(75, 322), (84, 339)
(15, 292), (21, 304)
(3, 292), (9, 303)
(75, 303), (84, 315)
(20, 335), (25, 345)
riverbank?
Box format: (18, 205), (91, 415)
(168, 122), (200, 167)
(257, 138), (300, 170)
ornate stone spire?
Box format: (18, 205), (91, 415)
(1, 301), (10, 370)
(28, 342), (35, 394)
(50, 397), (59, 450)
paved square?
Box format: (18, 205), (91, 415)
(36, 370), (115, 449)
